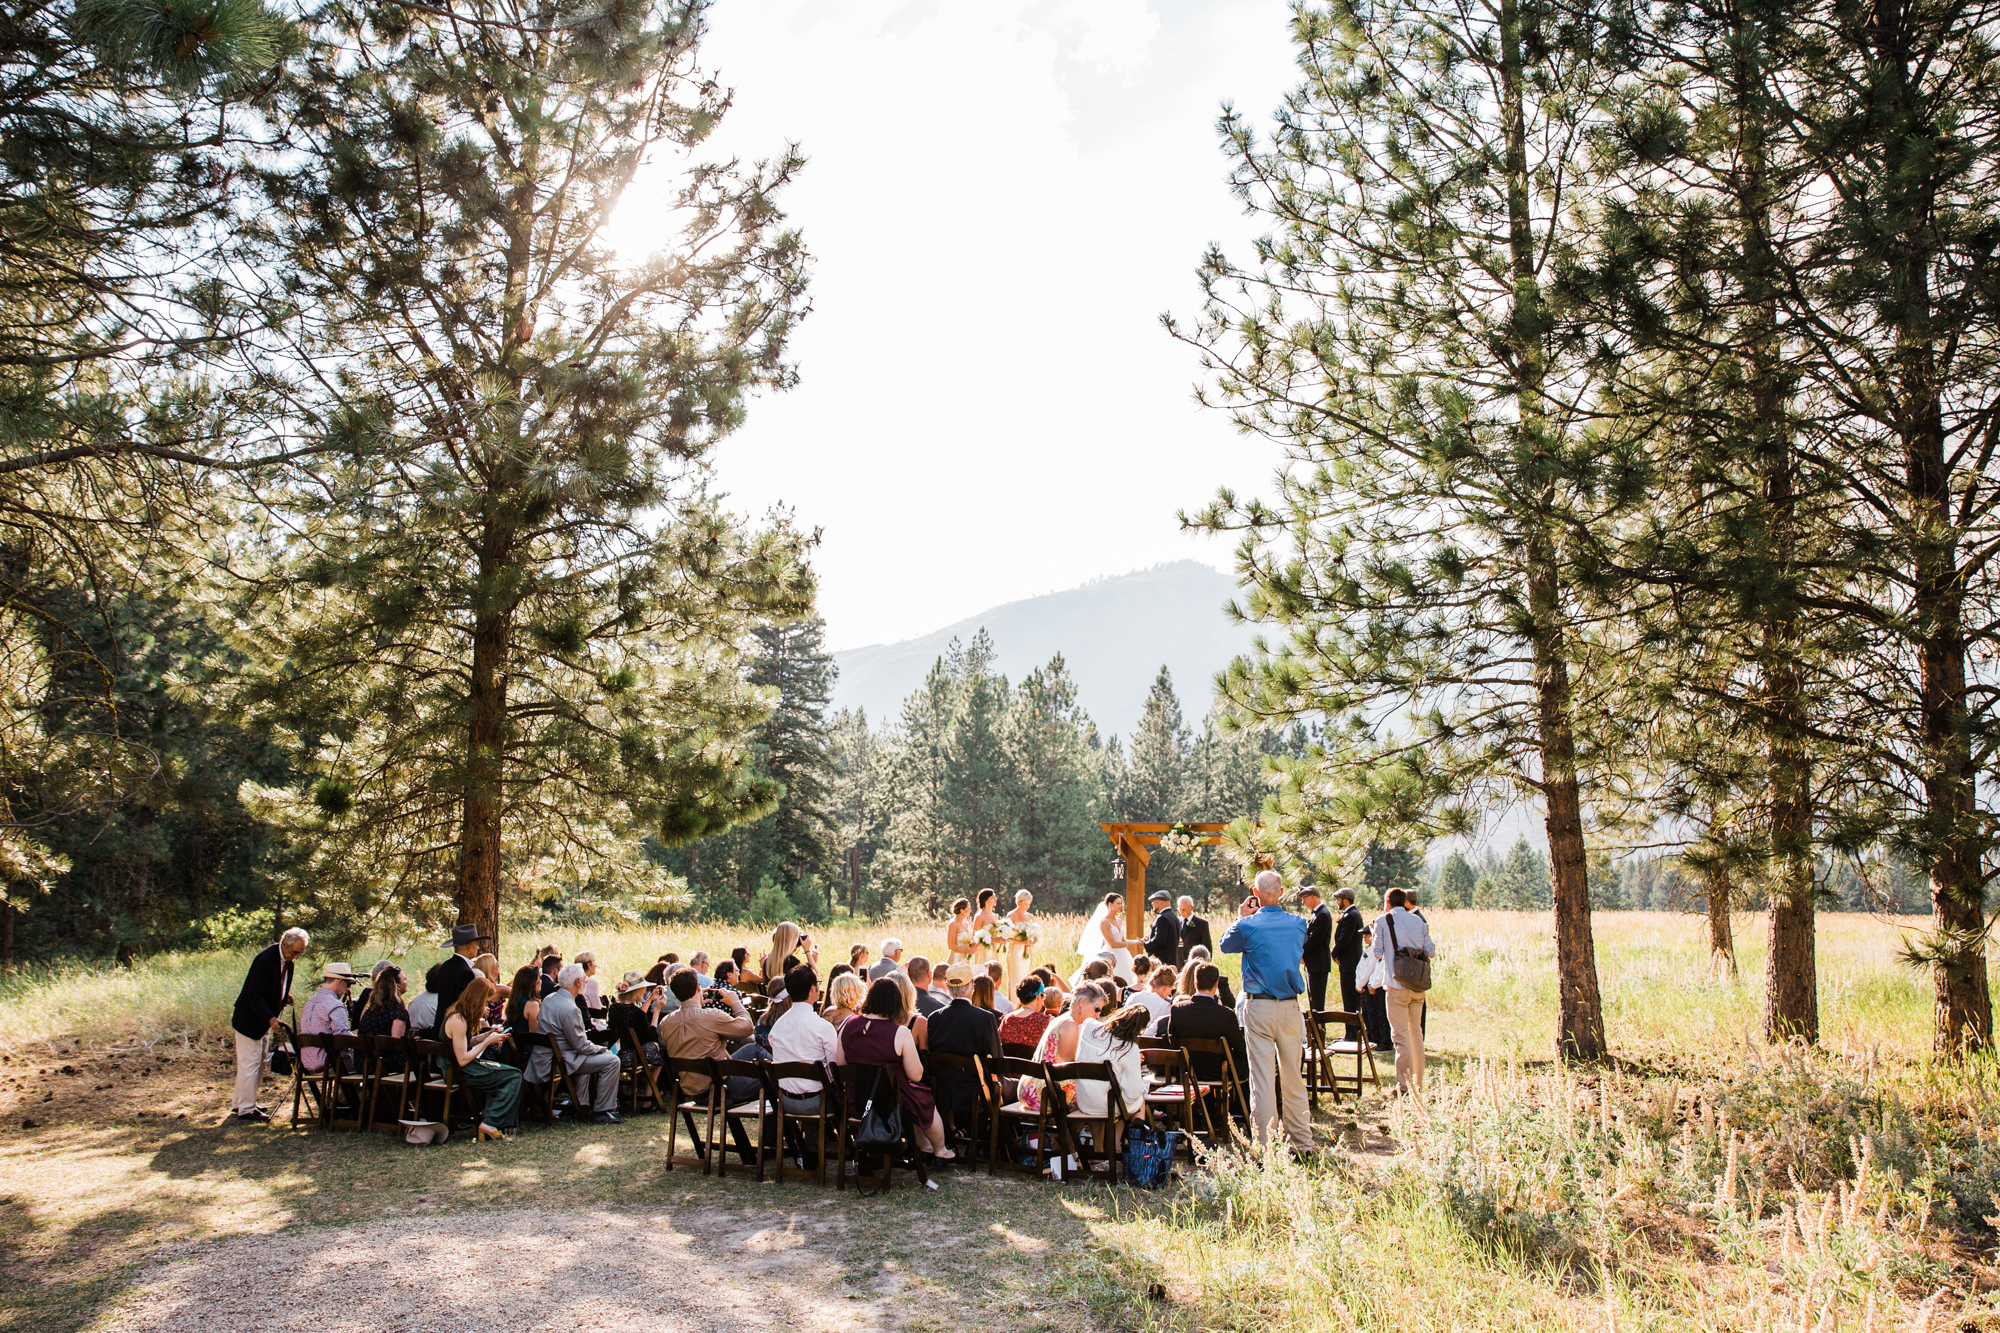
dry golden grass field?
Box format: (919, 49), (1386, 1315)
(0, 909), (1993, 1333)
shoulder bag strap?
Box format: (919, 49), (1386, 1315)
(1383, 911), (1399, 955)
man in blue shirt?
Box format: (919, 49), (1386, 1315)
(1219, 869), (1313, 1154)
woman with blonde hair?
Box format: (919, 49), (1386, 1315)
(887, 970), (929, 1050)
(823, 972), (866, 1029)
(761, 922), (817, 997)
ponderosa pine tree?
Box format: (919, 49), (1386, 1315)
(1180, 0), (1628, 1058)
(231, 0), (812, 947)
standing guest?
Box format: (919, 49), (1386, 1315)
(906, 956), (946, 1017)
(1371, 889), (1436, 1094)
(229, 927), (307, 1122)
(766, 966), (840, 1113)
(1220, 870), (1313, 1155)
(1167, 963), (1250, 1086)
(529, 963), (622, 1124)
(823, 972), (866, 1029)
(299, 962), (358, 1073)
(1073, 1003), (1150, 1124)
(433, 924), (486, 1030)
(688, 952), (714, 987)
(658, 969), (759, 1108)
(984, 961), (1014, 1014)
(504, 964), (544, 1066)
(998, 977), (1055, 1050)
(1134, 965), (1177, 1036)
(1332, 888), (1366, 1042)
(1354, 929), (1393, 1051)
(442, 976), (522, 1142)
(357, 965), (411, 1073)
(405, 963), (444, 1039)
(868, 938), (905, 982)
(925, 963), (1002, 1132)
(606, 972), (669, 1067)
(1299, 886), (1334, 1015)
(849, 943), (872, 977)
(1143, 889), (1180, 967)
(1174, 895), (1213, 967)
(836, 977), (954, 1161)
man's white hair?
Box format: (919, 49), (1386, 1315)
(557, 962), (587, 989)
(690, 951), (711, 969)
(880, 937), (903, 958)
(280, 927), (310, 947)
(1176, 895), (1194, 909)
(1254, 869), (1284, 894)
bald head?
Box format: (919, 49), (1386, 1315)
(1254, 869), (1285, 904)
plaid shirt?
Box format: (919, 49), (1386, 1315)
(299, 986), (351, 1071)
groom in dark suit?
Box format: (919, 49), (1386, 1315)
(1300, 886), (1333, 1013)
(1143, 889), (1180, 966)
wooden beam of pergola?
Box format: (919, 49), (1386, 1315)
(1101, 822), (1234, 943)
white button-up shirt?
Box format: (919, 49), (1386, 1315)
(767, 1003), (840, 1096)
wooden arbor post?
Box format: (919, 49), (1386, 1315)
(1100, 822), (1232, 943)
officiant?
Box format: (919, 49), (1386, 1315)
(1144, 889), (1180, 966)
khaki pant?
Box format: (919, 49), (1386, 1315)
(1384, 987), (1426, 1093)
(233, 1031), (268, 1113)
(1242, 996), (1312, 1152)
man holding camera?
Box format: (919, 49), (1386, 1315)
(1219, 869), (1313, 1156)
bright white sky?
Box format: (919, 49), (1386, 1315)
(606, 0), (1303, 651)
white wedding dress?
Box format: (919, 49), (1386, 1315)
(1071, 903), (1137, 988)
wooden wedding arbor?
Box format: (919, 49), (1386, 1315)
(1101, 822), (1236, 942)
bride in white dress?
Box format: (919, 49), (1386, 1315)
(1071, 892), (1138, 987)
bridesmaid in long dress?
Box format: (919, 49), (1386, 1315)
(1005, 889), (1038, 991)
(945, 898), (975, 967)
(970, 888), (1000, 967)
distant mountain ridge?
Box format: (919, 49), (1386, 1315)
(830, 561), (1259, 738)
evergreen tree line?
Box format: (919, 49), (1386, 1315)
(654, 626), (1309, 922)
(1182, 0), (2000, 1057)
(1430, 845), (1931, 914)
(1, 0), (817, 962)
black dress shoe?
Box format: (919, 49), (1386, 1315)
(235, 1108), (271, 1123)
(588, 1111), (623, 1125)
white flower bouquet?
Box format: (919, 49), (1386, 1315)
(1020, 919), (1041, 944)
(1157, 823), (1203, 857)
(972, 926), (995, 949)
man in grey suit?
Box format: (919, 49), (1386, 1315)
(528, 963), (622, 1123)
(867, 938), (904, 982)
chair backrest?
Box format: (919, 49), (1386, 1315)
(1177, 1035), (1242, 1087)
(1322, 1009), (1362, 1026)
(667, 1056), (720, 1101)
(369, 1033), (407, 1065)
(293, 1031), (331, 1072)
(1135, 1036), (1171, 1050)
(1139, 1047), (1186, 1080)
(995, 1055), (1045, 1086)
(1001, 1041), (1037, 1059)
(407, 1036), (454, 1081)
(1046, 1059), (1133, 1117)
(328, 1032), (370, 1073)
(760, 1060), (830, 1100)
(714, 1057), (766, 1102)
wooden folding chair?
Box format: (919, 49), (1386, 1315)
(408, 1037), (466, 1127)
(324, 1033), (372, 1130)
(1046, 1059), (1135, 1184)
(517, 1032), (582, 1124)
(760, 1062), (842, 1187)
(1178, 1036), (1250, 1138)
(1322, 1009), (1382, 1099)
(1141, 1046), (1207, 1144)
(988, 1055), (1062, 1178)
(714, 1058), (772, 1180)
(665, 1057), (721, 1174)
(613, 1026), (663, 1115)
(924, 1051), (993, 1170)
(838, 1062), (927, 1195)
(286, 1029), (333, 1128)
(1001, 1040), (1037, 1060)
(366, 1034), (419, 1130)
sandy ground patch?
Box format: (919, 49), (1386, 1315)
(100, 1207), (886, 1333)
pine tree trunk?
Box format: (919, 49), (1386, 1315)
(1702, 866), (1737, 979)
(456, 593), (511, 953)
(1, 899), (13, 972)
(1501, 0), (1605, 1062)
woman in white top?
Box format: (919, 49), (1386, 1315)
(1071, 1003), (1149, 1121)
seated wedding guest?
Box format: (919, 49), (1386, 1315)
(868, 937), (904, 982)
(442, 976), (522, 1142)
(1355, 928), (1394, 1052)
(645, 959), (671, 986)
(998, 977), (1055, 1050)
(607, 971), (668, 1068)
(825, 962), (855, 987)
(823, 972), (866, 1030)
(688, 951), (714, 987)
(970, 973), (997, 1012)
(503, 963), (543, 1066)
(353, 959), (396, 1019)
(887, 971), (930, 1049)
(299, 962), (358, 1073)
(836, 977), (953, 1161)
(984, 961), (1014, 1014)
(1177, 946), (1237, 1009)
(1018, 982), (1105, 1114)
(766, 966), (839, 1113)
(658, 968), (759, 1108)
(357, 964), (410, 1073)
(528, 963), (622, 1124)
(537, 952), (562, 999)
(905, 956), (945, 1017)
(1167, 963), (1248, 1084)
(729, 947), (757, 990)
(1033, 965), (1069, 1009)
(405, 963), (443, 1039)
(574, 951), (604, 1016)
(1073, 1002), (1150, 1124)
(473, 953), (507, 1024)
(927, 963), (1001, 1133)
(1129, 954), (1155, 1002)
(849, 943), (871, 977)
(1134, 965), (1176, 1036)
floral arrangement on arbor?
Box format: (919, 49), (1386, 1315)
(1157, 823), (1203, 858)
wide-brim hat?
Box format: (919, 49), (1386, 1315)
(616, 970), (654, 999)
(322, 961), (359, 981)
(442, 923), (486, 948)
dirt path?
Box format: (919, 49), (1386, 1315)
(101, 1207), (888, 1333)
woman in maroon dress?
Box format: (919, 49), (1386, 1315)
(836, 976), (954, 1161)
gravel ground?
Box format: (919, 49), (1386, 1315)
(102, 1207), (886, 1333)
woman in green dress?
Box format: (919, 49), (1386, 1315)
(443, 976), (523, 1142)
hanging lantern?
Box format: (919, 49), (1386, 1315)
(1110, 853), (1126, 882)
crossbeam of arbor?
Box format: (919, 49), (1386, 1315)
(1101, 822), (1231, 942)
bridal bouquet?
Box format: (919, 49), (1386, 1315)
(998, 920), (1039, 946)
